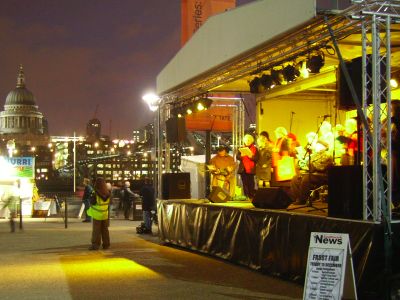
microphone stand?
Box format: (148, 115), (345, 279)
(287, 116), (328, 213)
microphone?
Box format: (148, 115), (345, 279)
(318, 114), (331, 118)
(291, 111), (296, 114)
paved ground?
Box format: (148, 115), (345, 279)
(0, 217), (303, 300)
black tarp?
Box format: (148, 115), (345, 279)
(158, 199), (400, 299)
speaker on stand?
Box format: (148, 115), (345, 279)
(328, 166), (363, 219)
(161, 173), (191, 199)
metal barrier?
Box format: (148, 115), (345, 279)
(38, 192), (82, 228)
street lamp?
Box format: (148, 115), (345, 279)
(142, 92), (160, 112)
(142, 92), (161, 197)
(6, 140), (15, 158)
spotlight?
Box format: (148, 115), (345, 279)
(249, 77), (262, 93)
(296, 61), (310, 78)
(391, 78), (398, 89)
(271, 69), (285, 85)
(186, 108), (193, 115)
(306, 52), (325, 73)
(282, 64), (299, 82)
(260, 74), (274, 89)
(194, 98), (213, 111)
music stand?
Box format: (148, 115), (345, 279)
(287, 117), (329, 213)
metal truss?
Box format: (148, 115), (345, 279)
(358, 1), (400, 222)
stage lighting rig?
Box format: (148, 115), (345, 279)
(194, 97), (213, 111)
(306, 51), (325, 74)
(260, 74), (274, 89)
(282, 64), (299, 82)
(271, 69), (285, 85)
(249, 76), (262, 93)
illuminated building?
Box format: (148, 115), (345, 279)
(0, 65), (52, 181)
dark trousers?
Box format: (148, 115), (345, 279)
(123, 200), (132, 219)
(83, 199), (91, 221)
(290, 173), (328, 204)
(91, 219), (110, 249)
(240, 173), (256, 199)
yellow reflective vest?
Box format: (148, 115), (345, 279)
(87, 193), (110, 220)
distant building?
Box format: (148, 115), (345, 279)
(0, 65), (52, 181)
(86, 118), (101, 141)
(132, 129), (143, 143)
(0, 65), (49, 145)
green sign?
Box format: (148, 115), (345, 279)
(4, 157), (35, 178)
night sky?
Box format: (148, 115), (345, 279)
(0, 0), (253, 138)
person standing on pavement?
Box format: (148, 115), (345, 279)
(87, 177), (111, 250)
(82, 178), (93, 222)
(121, 181), (139, 220)
(139, 179), (155, 234)
(1, 181), (20, 233)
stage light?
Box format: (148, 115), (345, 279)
(297, 61), (310, 79)
(271, 69), (285, 85)
(249, 77), (261, 93)
(197, 102), (205, 111)
(306, 52), (325, 74)
(391, 78), (398, 89)
(260, 74), (274, 89)
(194, 98), (213, 111)
(186, 108), (193, 115)
(282, 64), (299, 82)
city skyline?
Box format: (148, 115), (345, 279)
(0, 0), (253, 138)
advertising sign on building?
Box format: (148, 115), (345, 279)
(3, 157), (35, 179)
(181, 0), (236, 45)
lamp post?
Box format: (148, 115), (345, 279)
(142, 92), (160, 197)
(6, 140), (15, 158)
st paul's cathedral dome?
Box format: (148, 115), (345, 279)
(0, 65), (49, 145)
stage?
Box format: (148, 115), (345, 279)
(157, 198), (400, 299)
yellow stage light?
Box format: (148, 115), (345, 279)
(197, 102), (205, 111)
(390, 78), (398, 89)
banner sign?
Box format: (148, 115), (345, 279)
(181, 0), (236, 45)
(303, 232), (357, 300)
(185, 106), (233, 132)
(4, 157), (35, 179)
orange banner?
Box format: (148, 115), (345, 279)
(181, 0), (236, 46)
(185, 106), (233, 132)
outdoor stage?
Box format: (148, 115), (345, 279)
(157, 198), (400, 298)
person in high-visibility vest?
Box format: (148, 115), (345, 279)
(87, 177), (111, 250)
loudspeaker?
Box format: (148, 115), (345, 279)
(161, 173), (190, 199)
(252, 187), (292, 209)
(328, 165), (363, 219)
(339, 55), (386, 110)
(208, 186), (230, 203)
(166, 117), (186, 143)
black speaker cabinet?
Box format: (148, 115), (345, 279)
(208, 186), (230, 203)
(161, 173), (190, 199)
(339, 55), (386, 110)
(328, 165), (363, 219)
(252, 187), (292, 209)
(166, 117), (186, 143)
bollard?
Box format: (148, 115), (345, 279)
(19, 196), (23, 230)
(64, 197), (68, 229)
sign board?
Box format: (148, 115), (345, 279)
(185, 106), (233, 132)
(3, 157), (35, 179)
(303, 232), (357, 300)
(181, 0), (236, 45)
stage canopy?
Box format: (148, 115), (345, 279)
(156, 0), (400, 103)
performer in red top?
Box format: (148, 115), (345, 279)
(236, 134), (259, 200)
